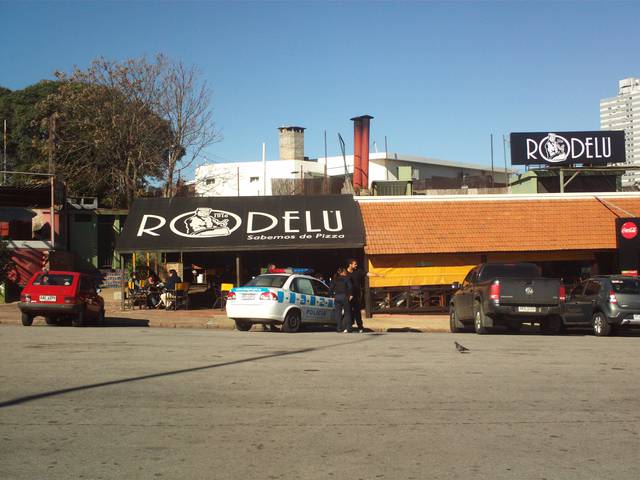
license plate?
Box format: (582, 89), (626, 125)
(240, 293), (255, 300)
(518, 306), (536, 313)
(39, 295), (56, 302)
(634, 314), (640, 321)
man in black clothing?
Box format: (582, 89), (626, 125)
(330, 267), (353, 333)
(347, 258), (365, 332)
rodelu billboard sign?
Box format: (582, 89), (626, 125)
(510, 131), (625, 166)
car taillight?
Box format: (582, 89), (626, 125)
(64, 296), (77, 304)
(489, 280), (500, 303)
(609, 290), (618, 304)
(20, 294), (31, 303)
(259, 291), (278, 301)
(226, 291), (236, 301)
(559, 285), (566, 302)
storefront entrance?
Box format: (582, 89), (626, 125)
(116, 195), (366, 309)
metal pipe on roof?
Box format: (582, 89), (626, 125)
(361, 116), (372, 190)
(352, 117), (362, 189)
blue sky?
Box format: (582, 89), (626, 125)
(1, 1), (639, 176)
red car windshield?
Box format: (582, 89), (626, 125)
(32, 274), (75, 287)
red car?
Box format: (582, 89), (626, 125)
(18, 271), (105, 327)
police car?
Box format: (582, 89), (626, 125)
(226, 274), (335, 332)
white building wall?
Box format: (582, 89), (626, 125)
(195, 160), (325, 197)
(195, 152), (509, 197)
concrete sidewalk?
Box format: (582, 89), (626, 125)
(0, 302), (450, 332)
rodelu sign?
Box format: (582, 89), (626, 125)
(116, 195), (365, 253)
(137, 209), (344, 239)
(510, 131), (626, 166)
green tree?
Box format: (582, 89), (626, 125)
(0, 81), (62, 179)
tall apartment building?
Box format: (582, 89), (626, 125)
(600, 77), (640, 185)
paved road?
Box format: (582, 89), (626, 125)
(1, 325), (640, 479)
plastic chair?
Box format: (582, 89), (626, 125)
(219, 283), (234, 309)
(172, 282), (190, 310)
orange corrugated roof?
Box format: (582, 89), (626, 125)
(359, 196), (640, 255)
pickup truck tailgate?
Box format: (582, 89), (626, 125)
(498, 278), (560, 306)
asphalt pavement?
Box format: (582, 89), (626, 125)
(1, 325), (640, 479)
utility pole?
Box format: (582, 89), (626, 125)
(3, 119), (7, 185)
(262, 142), (266, 196)
(502, 134), (508, 188)
(323, 130), (328, 194)
(48, 114), (56, 248)
(490, 133), (495, 187)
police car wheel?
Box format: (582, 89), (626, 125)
(234, 320), (253, 331)
(282, 310), (301, 333)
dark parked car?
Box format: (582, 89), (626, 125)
(450, 263), (565, 334)
(562, 275), (640, 336)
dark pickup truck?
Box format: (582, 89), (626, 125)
(449, 263), (565, 334)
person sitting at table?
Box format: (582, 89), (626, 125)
(146, 271), (161, 308)
(158, 269), (181, 309)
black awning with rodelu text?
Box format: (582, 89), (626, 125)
(116, 195), (365, 253)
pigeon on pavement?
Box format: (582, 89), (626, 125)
(454, 341), (470, 353)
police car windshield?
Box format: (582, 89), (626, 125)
(245, 275), (289, 288)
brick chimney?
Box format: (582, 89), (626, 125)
(278, 126), (305, 160)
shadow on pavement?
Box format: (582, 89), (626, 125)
(101, 317), (150, 328)
(387, 327), (423, 333)
(0, 334), (380, 409)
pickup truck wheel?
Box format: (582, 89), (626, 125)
(45, 316), (59, 326)
(592, 312), (612, 337)
(449, 305), (464, 333)
(234, 319), (253, 331)
(21, 312), (34, 326)
(282, 309), (301, 333)
(473, 302), (489, 335)
(72, 308), (85, 328)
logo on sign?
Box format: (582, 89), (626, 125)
(170, 208), (242, 238)
(530, 133), (570, 163)
(621, 221), (638, 240)
(525, 286), (535, 296)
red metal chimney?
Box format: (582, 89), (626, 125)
(352, 117), (363, 189)
(351, 115), (373, 190)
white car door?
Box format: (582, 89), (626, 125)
(290, 277), (316, 323)
(311, 279), (335, 325)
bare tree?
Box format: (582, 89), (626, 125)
(38, 59), (172, 207)
(158, 58), (221, 197)
(35, 54), (220, 206)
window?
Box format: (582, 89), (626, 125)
(312, 279), (330, 298)
(570, 283), (585, 299)
(583, 281), (601, 297)
(249, 176), (259, 183)
(478, 263), (540, 281)
(205, 178), (215, 185)
(462, 269), (477, 287)
(244, 275), (288, 288)
(610, 278), (640, 295)
(32, 274), (75, 287)
(291, 277), (315, 295)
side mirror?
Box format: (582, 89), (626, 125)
(96, 288), (102, 294)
